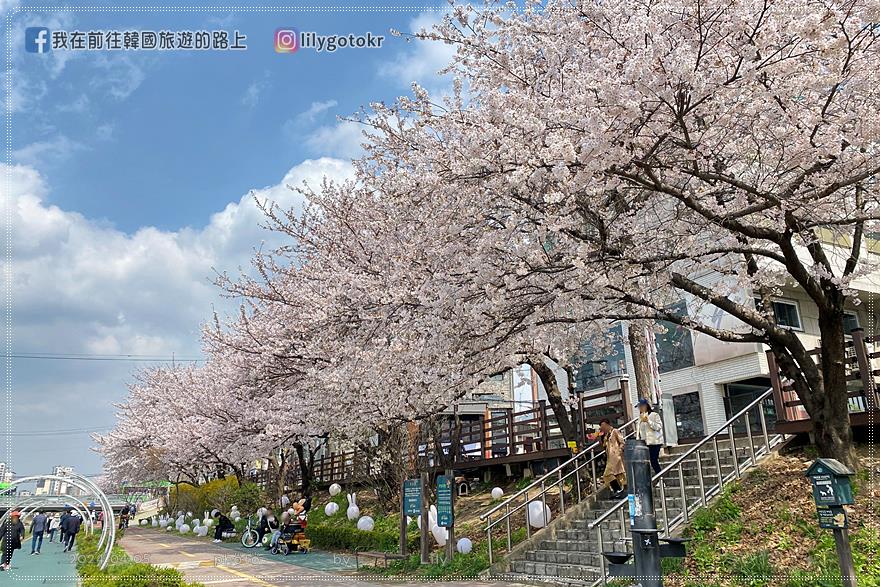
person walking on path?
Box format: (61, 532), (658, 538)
(30, 510), (48, 555)
(62, 513), (82, 552)
(58, 510), (71, 546)
(0, 511), (25, 571)
(590, 418), (627, 499)
(47, 514), (60, 543)
(635, 399), (665, 474)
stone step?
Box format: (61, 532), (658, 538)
(525, 549), (604, 567)
(509, 559), (601, 580)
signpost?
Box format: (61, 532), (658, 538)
(437, 471), (455, 562)
(401, 479), (422, 557)
(419, 472), (430, 564)
(805, 459), (856, 587)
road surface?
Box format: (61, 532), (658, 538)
(120, 527), (528, 586)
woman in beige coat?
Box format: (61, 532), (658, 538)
(598, 418), (627, 498)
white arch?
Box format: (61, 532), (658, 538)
(1, 474), (115, 570)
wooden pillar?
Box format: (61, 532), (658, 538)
(766, 349), (790, 421)
(506, 408), (515, 456)
(851, 328), (878, 412)
(538, 399), (549, 451)
(620, 378), (633, 421)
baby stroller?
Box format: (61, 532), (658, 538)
(271, 499), (311, 555)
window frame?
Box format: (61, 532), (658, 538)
(755, 297), (804, 332)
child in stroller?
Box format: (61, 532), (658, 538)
(271, 498), (311, 555)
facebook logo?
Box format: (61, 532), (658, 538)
(25, 27), (50, 53)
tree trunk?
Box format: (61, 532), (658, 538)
(813, 310), (858, 469)
(293, 443), (314, 498)
(530, 359), (578, 444)
(628, 322), (653, 402)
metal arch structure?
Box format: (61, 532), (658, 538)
(0, 474), (116, 570)
(0, 476), (111, 552)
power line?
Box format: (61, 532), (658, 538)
(2, 427), (110, 437)
(11, 353), (200, 363)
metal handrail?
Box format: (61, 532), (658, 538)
(481, 415), (640, 564)
(586, 388), (784, 586)
(588, 388), (776, 531)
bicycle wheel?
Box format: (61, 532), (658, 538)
(241, 530), (259, 548)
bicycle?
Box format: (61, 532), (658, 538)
(240, 515), (260, 548)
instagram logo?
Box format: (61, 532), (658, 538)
(274, 28), (299, 53)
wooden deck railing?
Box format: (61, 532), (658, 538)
(768, 328), (880, 423)
(246, 382), (633, 490)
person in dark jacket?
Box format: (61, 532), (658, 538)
(30, 510), (48, 555)
(58, 510), (71, 546)
(0, 511), (25, 571)
(62, 513), (83, 552)
(212, 511), (234, 543)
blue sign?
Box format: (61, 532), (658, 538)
(25, 27), (51, 53)
(436, 475), (453, 528)
(403, 479), (421, 516)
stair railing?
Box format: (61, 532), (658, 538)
(588, 388), (786, 585)
(480, 415), (641, 564)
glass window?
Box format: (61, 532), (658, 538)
(572, 323), (626, 391)
(843, 313), (859, 334)
(755, 298), (802, 330)
(672, 392), (704, 439)
(656, 301), (695, 373)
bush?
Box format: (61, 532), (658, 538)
(169, 478), (265, 516)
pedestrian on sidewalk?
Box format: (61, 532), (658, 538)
(58, 510), (71, 546)
(0, 511), (25, 571)
(635, 399), (665, 474)
(594, 418), (627, 499)
(62, 512), (82, 552)
(30, 510), (48, 555)
(47, 514), (60, 543)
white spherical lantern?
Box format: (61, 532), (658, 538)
(491, 487), (504, 500)
(324, 502), (339, 516)
(329, 483), (342, 496)
(457, 537), (473, 554)
(356, 516), (374, 532)
(186, 511), (193, 518)
(233, 516), (241, 523)
(177, 511), (184, 517)
(166, 525), (173, 532)
(179, 524), (191, 534)
(204, 518), (213, 527)
(287, 508), (295, 517)
(198, 526), (209, 537)
(191, 525), (200, 534)
(527, 501), (551, 528)
(347, 505), (360, 521)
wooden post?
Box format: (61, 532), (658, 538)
(765, 349), (790, 421)
(506, 408), (515, 456)
(538, 399), (549, 451)
(399, 479), (408, 557)
(445, 468), (455, 564)
(834, 528), (857, 587)
(620, 378), (633, 421)
(851, 329), (878, 412)
(419, 472), (430, 564)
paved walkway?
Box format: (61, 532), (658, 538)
(1, 534), (78, 585)
(120, 527), (528, 586)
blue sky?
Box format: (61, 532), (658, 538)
(3, 2), (456, 480)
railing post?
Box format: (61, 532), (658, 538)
(620, 378), (633, 422)
(506, 408), (515, 456)
(538, 399), (550, 451)
(766, 349), (789, 421)
(852, 329), (879, 412)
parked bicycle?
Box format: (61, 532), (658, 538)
(240, 514), (259, 548)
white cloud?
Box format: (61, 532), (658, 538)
(12, 135), (86, 166)
(379, 10), (457, 96)
(302, 121), (365, 159)
(7, 157), (353, 472)
(294, 100), (338, 124)
(91, 54), (146, 101)
(242, 71), (273, 108)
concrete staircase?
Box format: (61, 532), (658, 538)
(497, 438), (778, 586)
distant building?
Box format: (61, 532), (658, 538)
(34, 465), (82, 496)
